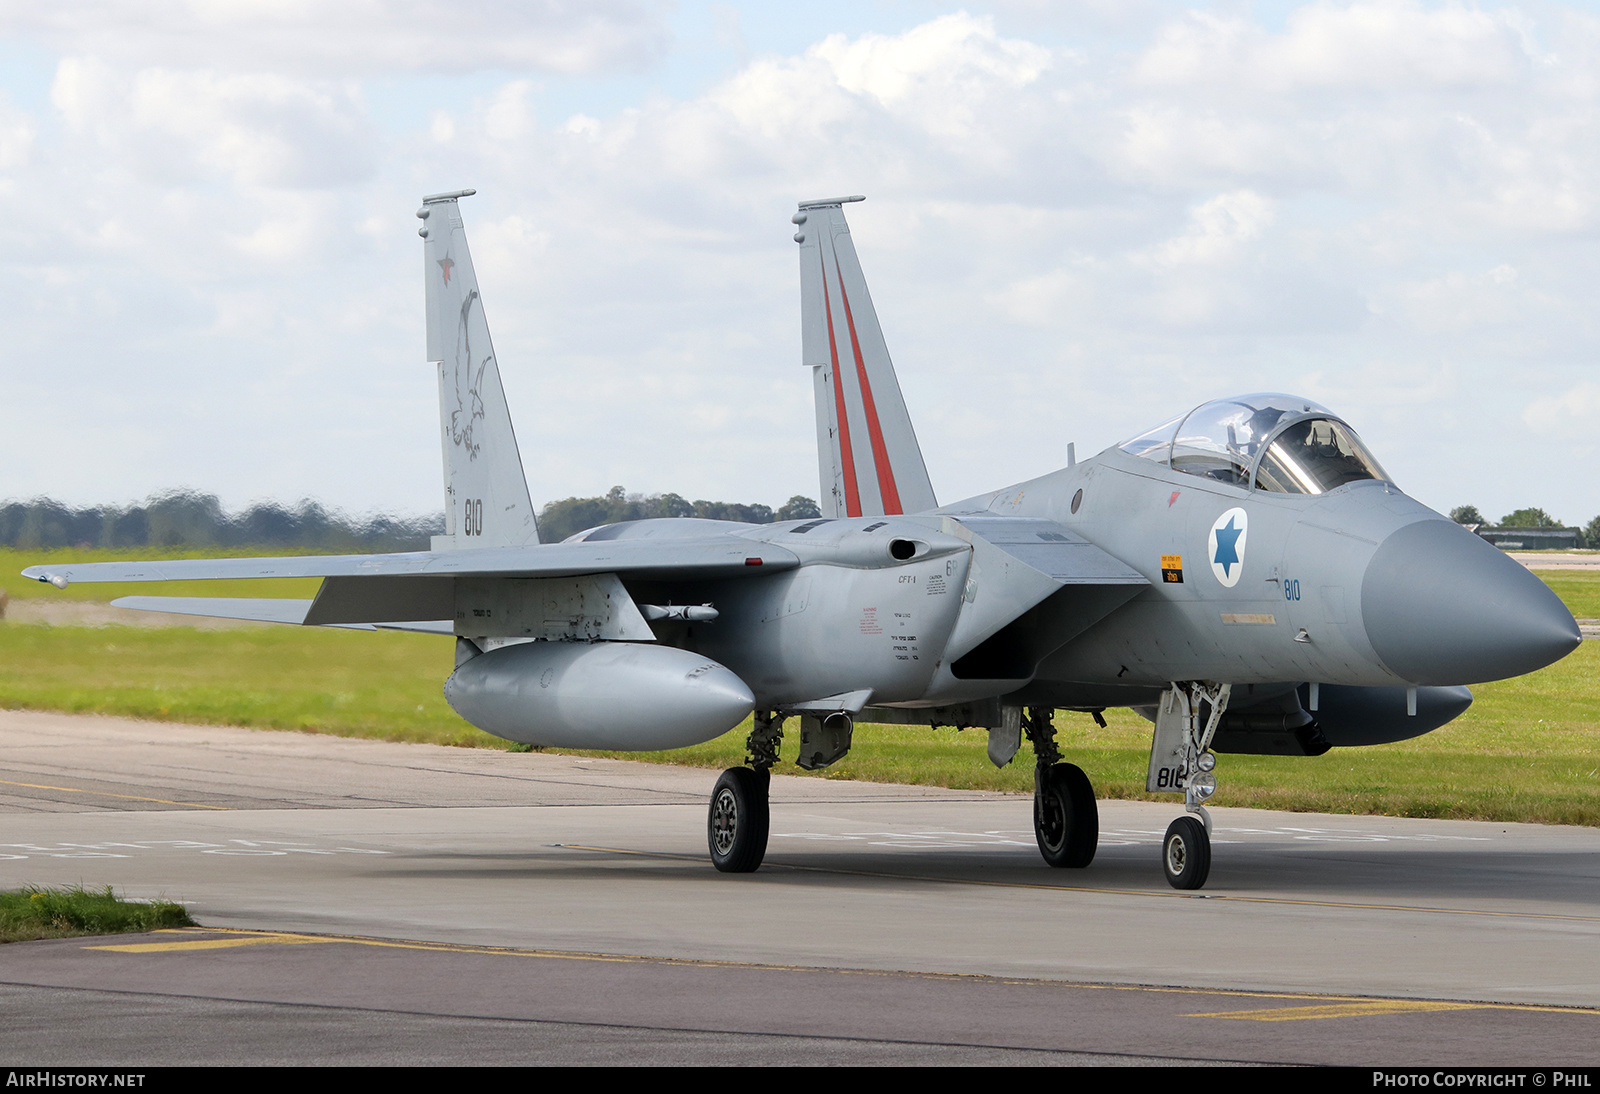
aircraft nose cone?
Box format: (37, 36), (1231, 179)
(1361, 520), (1581, 685)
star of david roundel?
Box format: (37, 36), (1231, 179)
(1208, 507), (1249, 588)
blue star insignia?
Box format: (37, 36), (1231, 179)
(1213, 517), (1243, 577)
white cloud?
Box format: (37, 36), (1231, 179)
(0, 94), (35, 172)
(1147, 189), (1275, 267)
(2, 0), (671, 77)
(1523, 381), (1600, 439)
(1133, 2), (1532, 94)
(816, 12), (1050, 115)
(52, 58), (376, 189)
(4, 4), (1600, 527)
(482, 80), (538, 144)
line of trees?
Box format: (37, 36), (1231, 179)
(0, 488), (824, 552)
(1450, 505), (1600, 547)
(535, 487), (821, 543)
(0, 492), (445, 553)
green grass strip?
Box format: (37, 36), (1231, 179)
(1535, 569), (1600, 619)
(0, 567), (1591, 825)
(0, 545), (324, 603)
(0, 886), (194, 943)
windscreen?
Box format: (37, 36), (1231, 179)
(1254, 418), (1389, 494)
(1167, 395), (1330, 485)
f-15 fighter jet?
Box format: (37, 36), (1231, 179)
(26, 191), (1581, 890)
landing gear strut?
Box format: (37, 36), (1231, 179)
(706, 711), (783, 873)
(1148, 683), (1231, 890)
(1024, 707), (1098, 868)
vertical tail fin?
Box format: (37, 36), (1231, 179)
(795, 196), (937, 519)
(419, 190), (540, 549)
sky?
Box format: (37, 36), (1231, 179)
(1, 1), (1597, 527)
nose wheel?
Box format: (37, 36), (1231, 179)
(1148, 682), (1231, 890)
(1162, 815), (1211, 890)
(708, 767), (770, 873)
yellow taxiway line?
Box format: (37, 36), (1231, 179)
(85, 928), (1600, 1022)
(0, 777), (228, 810)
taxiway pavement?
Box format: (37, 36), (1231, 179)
(0, 711), (1595, 1065)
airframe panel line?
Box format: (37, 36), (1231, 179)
(77, 928), (1600, 1018)
(558, 843), (1600, 923)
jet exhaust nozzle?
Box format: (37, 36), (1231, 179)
(444, 642), (753, 750)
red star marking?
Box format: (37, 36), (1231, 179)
(437, 257), (454, 285)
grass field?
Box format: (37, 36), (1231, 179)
(0, 546), (326, 603)
(1535, 569), (1600, 619)
(0, 887), (193, 943)
(0, 548), (1593, 824)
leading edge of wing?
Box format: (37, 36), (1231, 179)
(24, 538), (802, 587)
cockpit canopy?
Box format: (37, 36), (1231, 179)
(1118, 393), (1390, 494)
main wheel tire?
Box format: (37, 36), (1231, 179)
(1162, 816), (1211, 890)
(708, 767), (770, 873)
(1034, 762), (1098, 868)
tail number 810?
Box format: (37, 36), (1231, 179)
(463, 498), (484, 536)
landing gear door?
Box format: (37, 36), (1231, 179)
(1147, 687), (1191, 793)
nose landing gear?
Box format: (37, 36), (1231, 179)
(1148, 682), (1231, 890)
(1162, 815), (1211, 890)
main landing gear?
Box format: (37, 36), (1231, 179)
(707, 711), (783, 873)
(1024, 708), (1098, 869)
(708, 767), (769, 872)
(705, 698), (1231, 891)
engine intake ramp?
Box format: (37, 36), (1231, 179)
(904, 515), (1148, 675)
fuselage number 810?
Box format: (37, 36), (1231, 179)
(463, 498), (484, 537)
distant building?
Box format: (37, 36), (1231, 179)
(1477, 526), (1583, 550)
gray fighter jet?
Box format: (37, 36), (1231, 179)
(26, 191), (1582, 890)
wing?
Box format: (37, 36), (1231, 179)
(22, 538), (799, 586)
(27, 538), (800, 630)
(108, 597), (454, 634)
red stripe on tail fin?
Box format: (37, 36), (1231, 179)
(835, 258), (903, 514)
(819, 252), (862, 517)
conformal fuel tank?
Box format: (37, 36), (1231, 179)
(443, 641), (754, 750)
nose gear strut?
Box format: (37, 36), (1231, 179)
(1148, 682), (1231, 889)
